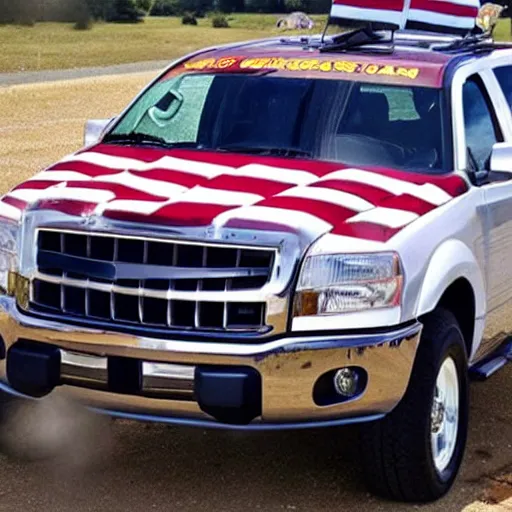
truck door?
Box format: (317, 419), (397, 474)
(461, 71), (512, 360)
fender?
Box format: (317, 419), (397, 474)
(415, 239), (486, 357)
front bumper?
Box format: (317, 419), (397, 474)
(0, 296), (421, 430)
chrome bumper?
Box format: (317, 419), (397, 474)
(0, 296), (421, 429)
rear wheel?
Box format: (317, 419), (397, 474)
(360, 309), (469, 502)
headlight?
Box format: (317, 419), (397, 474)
(293, 252), (402, 317)
(0, 220), (20, 293)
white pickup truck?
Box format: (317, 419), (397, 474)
(0, 1), (511, 503)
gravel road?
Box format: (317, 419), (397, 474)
(0, 60), (169, 87)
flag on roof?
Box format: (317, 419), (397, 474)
(407, 0), (481, 33)
(330, 0), (482, 34)
(330, 0), (405, 29)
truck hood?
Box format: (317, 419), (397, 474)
(0, 144), (468, 244)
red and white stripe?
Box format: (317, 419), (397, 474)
(59, 151), (232, 178)
(346, 207), (419, 228)
(407, 0), (480, 31)
(278, 185), (375, 212)
(218, 205), (333, 235)
(319, 169), (453, 205)
(0, 146), (468, 243)
(97, 170), (189, 198)
(330, 0), (405, 28)
(330, 0), (479, 33)
(0, 201), (23, 222)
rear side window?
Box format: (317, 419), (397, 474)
(494, 66), (512, 109)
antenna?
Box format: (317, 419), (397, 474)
(320, 15), (331, 44)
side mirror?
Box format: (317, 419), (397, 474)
(490, 142), (512, 176)
(84, 118), (115, 147)
(148, 90), (184, 128)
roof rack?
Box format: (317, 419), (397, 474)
(394, 30), (461, 48)
(393, 30), (512, 54)
(293, 3), (509, 56)
(279, 27), (512, 57)
(430, 34), (512, 54)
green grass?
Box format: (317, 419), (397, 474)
(0, 14), (326, 73)
(493, 19), (512, 42)
(0, 15), (509, 74)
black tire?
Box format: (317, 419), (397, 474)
(359, 308), (469, 502)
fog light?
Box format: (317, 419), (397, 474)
(313, 366), (367, 406)
(334, 368), (359, 397)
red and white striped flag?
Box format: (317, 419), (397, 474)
(406, 0), (481, 33)
(330, 0), (406, 29)
(330, 0), (481, 34)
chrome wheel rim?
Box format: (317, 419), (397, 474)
(431, 357), (460, 474)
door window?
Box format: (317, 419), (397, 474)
(462, 76), (502, 171)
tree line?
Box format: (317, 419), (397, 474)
(152, 0), (331, 16)
(0, 0), (155, 24)
(1, 0), (509, 28)
(0, 0), (332, 25)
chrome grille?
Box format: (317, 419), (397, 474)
(30, 230), (275, 332)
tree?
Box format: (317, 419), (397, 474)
(107, 0), (145, 22)
(151, 0), (181, 15)
(284, 0), (303, 11)
(245, 0), (278, 12)
(179, 0), (213, 15)
(136, 0), (155, 13)
(217, 0), (244, 12)
(0, 0), (14, 23)
(0, 0), (39, 25)
(86, 0), (114, 19)
(74, 0), (93, 29)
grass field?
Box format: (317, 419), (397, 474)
(2, 15), (509, 74)
(493, 19), (512, 42)
(0, 73), (152, 192)
(0, 14), (326, 73)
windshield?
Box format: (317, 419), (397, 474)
(106, 73), (445, 171)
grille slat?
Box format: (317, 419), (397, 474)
(85, 282), (90, 317)
(85, 236), (91, 317)
(32, 230), (275, 333)
(111, 237), (118, 321)
(138, 242), (149, 324)
(110, 289), (115, 321)
(166, 279), (173, 328)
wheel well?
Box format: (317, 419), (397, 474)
(427, 278), (475, 357)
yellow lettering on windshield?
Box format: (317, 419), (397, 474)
(183, 56), (420, 80)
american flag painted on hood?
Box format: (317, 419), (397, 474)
(330, 0), (481, 34)
(0, 145), (469, 246)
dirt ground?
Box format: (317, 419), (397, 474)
(0, 73), (511, 511)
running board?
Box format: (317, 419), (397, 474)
(470, 341), (512, 381)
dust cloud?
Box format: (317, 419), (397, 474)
(0, 395), (113, 474)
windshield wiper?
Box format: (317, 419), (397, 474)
(217, 145), (312, 159)
(103, 132), (170, 147)
(103, 132), (201, 150)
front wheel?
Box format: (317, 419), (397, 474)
(360, 309), (469, 502)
